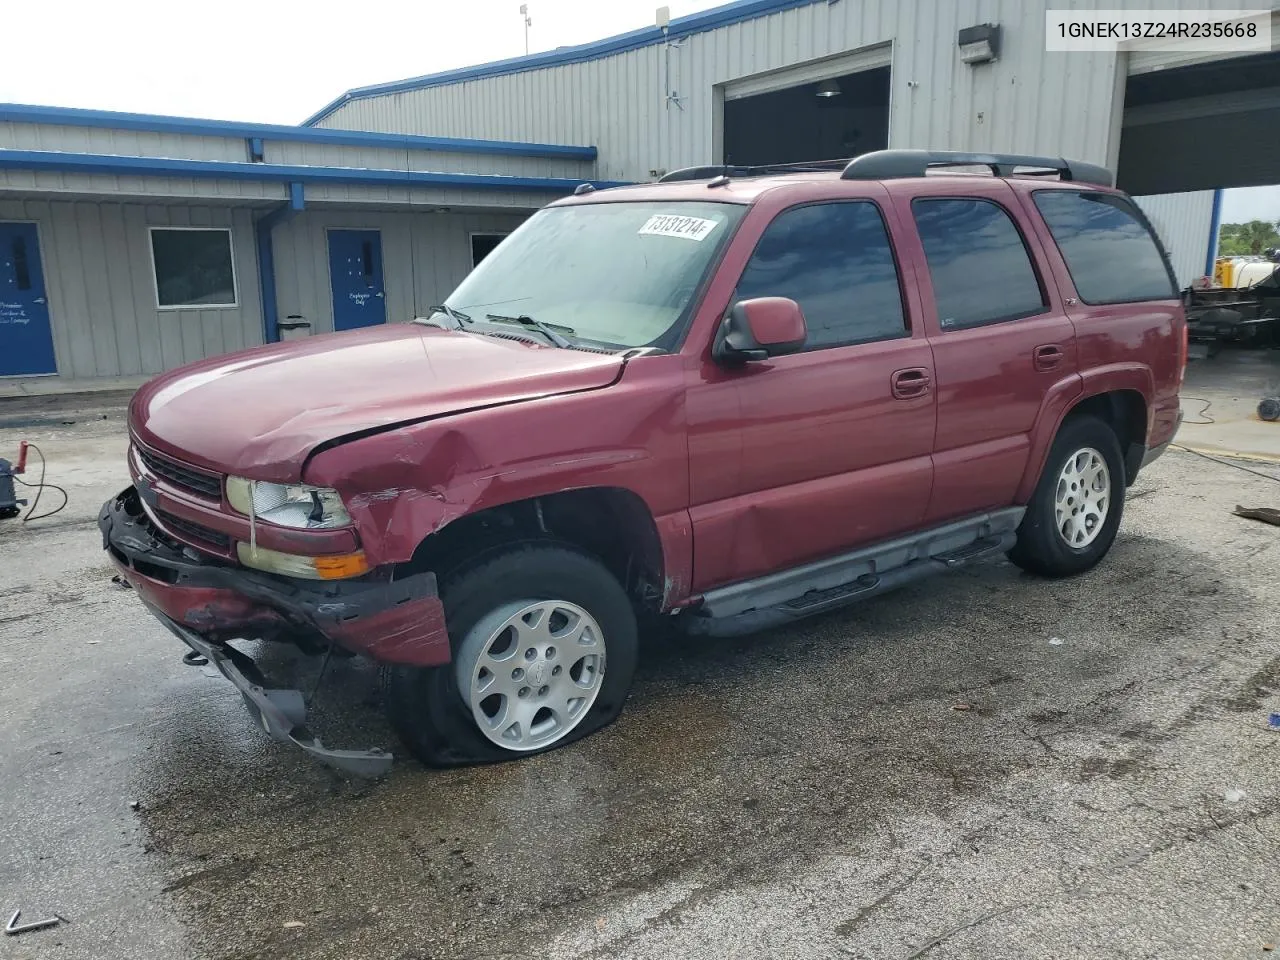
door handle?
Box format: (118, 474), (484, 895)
(891, 367), (932, 399)
(1034, 344), (1064, 370)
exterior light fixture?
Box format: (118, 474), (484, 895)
(958, 23), (1000, 64)
(816, 79), (842, 98)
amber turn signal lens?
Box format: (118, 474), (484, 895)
(237, 543), (371, 580)
(313, 552), (370, 579)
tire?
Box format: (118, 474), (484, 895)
(1008, 415), (1125, 578)
(382, 542), (638, 768)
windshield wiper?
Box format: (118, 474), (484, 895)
(425, 304), (472, 330)
(485, 313), (574, 348)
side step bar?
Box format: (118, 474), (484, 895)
(683, 509), (1022, 638)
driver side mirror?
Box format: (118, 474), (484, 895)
(712, 297), (808, 365)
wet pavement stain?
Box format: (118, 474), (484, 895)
(121, 531), (1253, 959)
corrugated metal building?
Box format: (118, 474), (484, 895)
(0, 105), (610, 384)
(305, 0), (1280, 287)
(1133, 191), (1220, 289)
(7, 0), (1279, 386)
(307, 0), (1276, 179)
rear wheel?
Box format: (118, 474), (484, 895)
(1008, 415), (1125, 577)
(382, 543), (638, 767)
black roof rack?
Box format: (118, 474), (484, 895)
(656, 151), (1113, 188)
(840, 150), (1113, 187)
(657, 159), (850, 183)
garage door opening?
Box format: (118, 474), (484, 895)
(722, 66), (890, 167)
(1119, 50), (1280, 195)
(1118, 50), (1280, 450)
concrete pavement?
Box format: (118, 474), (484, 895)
(2, 413), (1280, 960)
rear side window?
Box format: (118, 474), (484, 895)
(734, 201), (906, 350)
(912, 198), (1047, 330)
(1033, 190), (1177, 304)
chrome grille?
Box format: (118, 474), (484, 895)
(154, 508), (232, 552)
(135, 446), (222, 500)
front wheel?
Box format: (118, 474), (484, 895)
(1008, 415), (1125, 578)
(382, 543), (638, 767)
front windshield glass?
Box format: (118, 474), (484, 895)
(438, 201), (745, 350)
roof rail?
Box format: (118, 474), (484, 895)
(840, 150), (1113, 187)
(658, 159), (851, 183)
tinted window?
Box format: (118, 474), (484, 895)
(734, 201), (906, 350)
(470, 233), (507, 267)
(1033, 191), (1176, 304)
(150, 229), (236, 308)
(912, 198), (1046, 330)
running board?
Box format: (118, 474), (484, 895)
(683, 509), (1022, 638)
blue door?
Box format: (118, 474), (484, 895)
(328, 230), (386, 331)
(0, 222), (56, 376)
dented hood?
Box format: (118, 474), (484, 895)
(130, 324), (623, 482)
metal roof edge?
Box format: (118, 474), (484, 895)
(0, 103), (597, 161)
(0, 148), (626, 192)
(301, 0), (823, 125)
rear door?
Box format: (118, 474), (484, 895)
(888, 179), (1077, 523)
(685, 192), (937, 591)
(1023, 188), (1184, 451)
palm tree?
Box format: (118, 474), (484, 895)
(1219, 220), (1280, 256)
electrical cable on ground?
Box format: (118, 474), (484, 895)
(1179, 396), (1215, 425)
(12, 442), (68, 521)
(1170, 443), (1280, 484)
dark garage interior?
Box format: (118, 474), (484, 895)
(1119, 50), (1280, 195)
(722, 66), (890, 166)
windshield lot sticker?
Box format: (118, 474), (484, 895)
(638, 215), (720, 242)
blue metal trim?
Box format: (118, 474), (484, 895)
(302, 0), (824, 124)
(0, 148), (628, 192)
(1205, 188), (1224, 278)
(256, 222), (282, 345)
(256, 183), (305, 344)
(0, 102), (596, 161)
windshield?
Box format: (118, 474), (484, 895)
(438, 201), (745, 350)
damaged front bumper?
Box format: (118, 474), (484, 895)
(99, 486), (449, 664)
(100, 485), (451, 775)
(152, 607), (393, 777)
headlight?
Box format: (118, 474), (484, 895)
(225, 477), (352, 529)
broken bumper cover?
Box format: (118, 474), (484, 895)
(99, 485), (455, 776)
(153, 607), (394, 777)
(99, 485), (450, 666)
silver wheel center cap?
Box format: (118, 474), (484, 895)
(527, 660), (548, 685)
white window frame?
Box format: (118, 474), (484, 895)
(148, 226), (239, 311)
(719, 43), (892, 102)
(469, 231), (510, 268)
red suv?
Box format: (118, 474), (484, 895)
(100, 150), (1185, 774)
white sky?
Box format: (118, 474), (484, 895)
(2, 0), (724, 125)
(1220, 186), (1280, 225)
(9, 0), (1280, 221)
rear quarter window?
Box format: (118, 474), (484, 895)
(1032, 190), (1177, 304)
